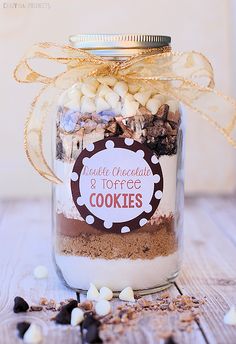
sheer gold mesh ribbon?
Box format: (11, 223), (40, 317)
(14, 42), (236, 183)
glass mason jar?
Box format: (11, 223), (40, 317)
(53, 34), (185, 294)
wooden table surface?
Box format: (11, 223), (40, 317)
(0, 196), (236, 344)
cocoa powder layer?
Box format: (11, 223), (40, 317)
(55, 215), (177, 259)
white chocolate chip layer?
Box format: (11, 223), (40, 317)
(114, 81), (128, 97)
(81, 96), (96, 113)
(95, 97), (110, 113)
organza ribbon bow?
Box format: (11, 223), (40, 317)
(14, 42), (236, 183)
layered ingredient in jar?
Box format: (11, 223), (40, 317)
(54, 76), (183, 291)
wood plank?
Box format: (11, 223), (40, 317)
(98, 287), (206, 344)
(176, 197), (236, 344)
(0, 199), (81, 344)
(199, 195), (236, 245)
(0, 198), (224, 343)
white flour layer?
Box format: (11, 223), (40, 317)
(55, 252), (180, 291)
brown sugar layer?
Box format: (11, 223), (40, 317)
(56, 213), (173, 237)
(55, 215), (177, 260)
(57, 214), (102, 236)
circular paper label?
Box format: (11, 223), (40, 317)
(71, 138), (163, 234)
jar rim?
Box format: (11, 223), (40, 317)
(69, 34), (171, 57)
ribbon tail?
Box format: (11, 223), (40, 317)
(24, 84), (62, 184)
(14, 58), (54, 84)
(167, 80), (236, 148)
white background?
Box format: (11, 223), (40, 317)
(0, 0), (235, 198)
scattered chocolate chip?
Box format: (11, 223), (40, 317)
(85, 323), (102, 343)
(63, 300), (78, 312)
(13, 297), (29, 313)
(165, 336), (177, 344)
(55, 300), (78, 325)
(55, 307), (71, 325)
(17, 321), (31, 338)
(81, 313), (102, 343)
(82, 313), (100, 330)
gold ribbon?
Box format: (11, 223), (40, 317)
(14, 42), (236, 184)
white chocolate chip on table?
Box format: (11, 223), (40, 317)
(23, 324), (43, 344)
(33, 265), (48, 279)
(99, 286), (113, 301)
(95, 299), (111, 316)
(71, 307), (84, 326)
(87, 283), (100, 301)
(119, 287), (135, 302)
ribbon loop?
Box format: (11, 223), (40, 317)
(14, 42), (236, 183)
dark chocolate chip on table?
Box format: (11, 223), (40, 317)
(55, 307), (71, 325)
(82, 313), (100, 330)
(55, 299), (78, 325)
(13, 296), (29, 313)
(165, 336), (177, 344)
(17, 321), (31, 338)
(85, 323), (102, 343)
(63, 299), (78, 312)
(81, 313), (102, 343)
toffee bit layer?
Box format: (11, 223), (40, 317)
(55, 215), (177, 259)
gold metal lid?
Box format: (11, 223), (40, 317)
(69, 34), (171, 56)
